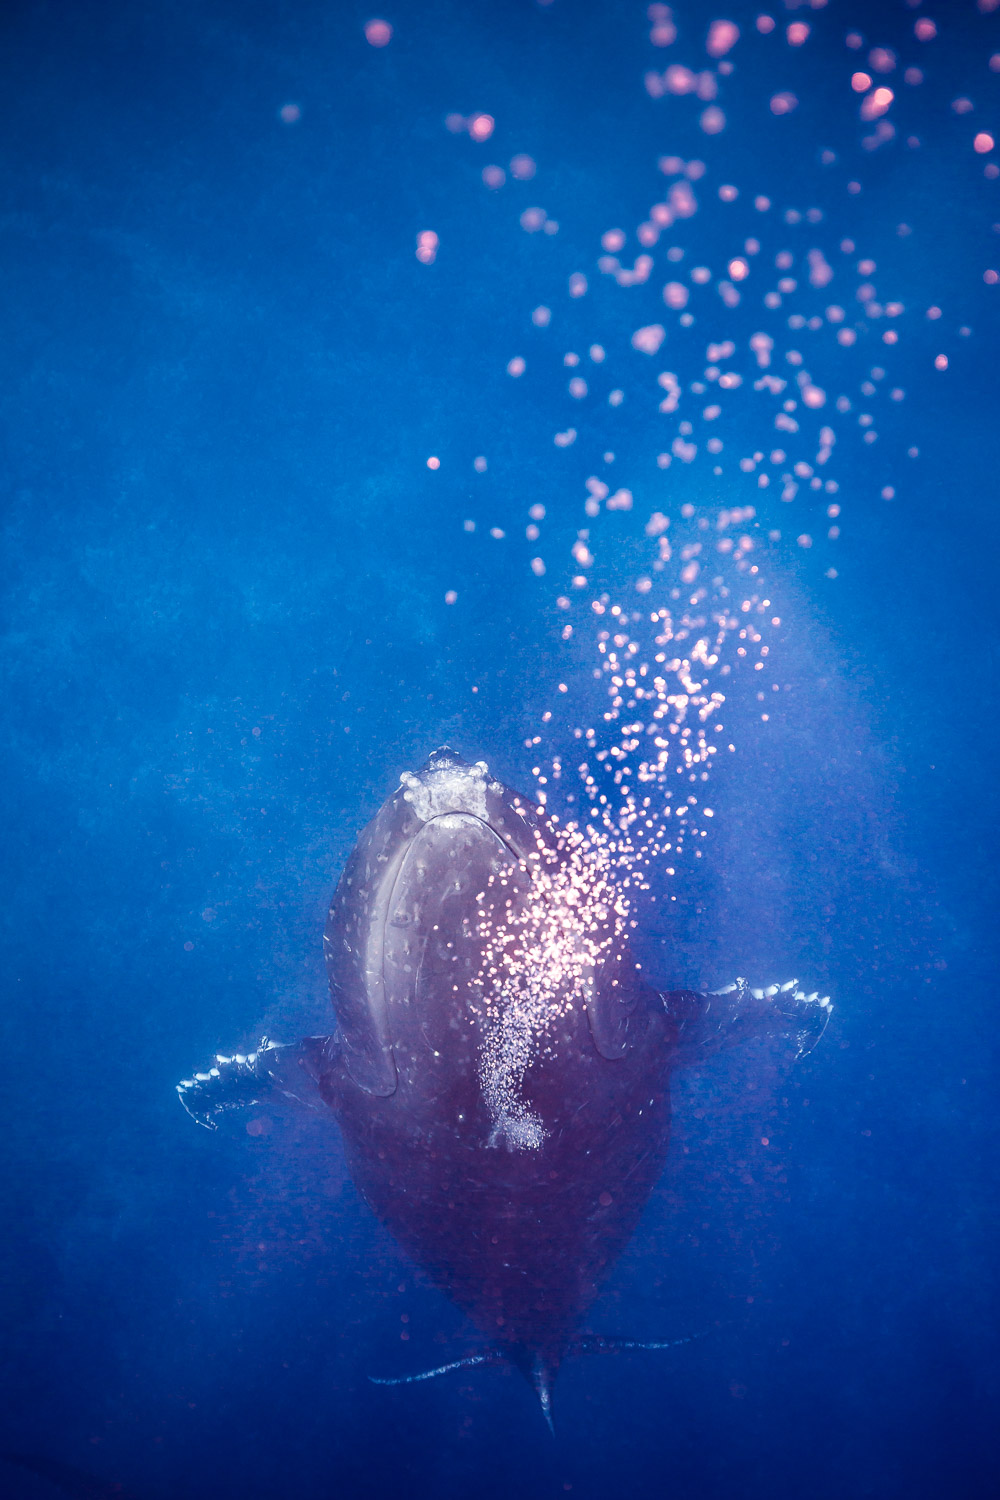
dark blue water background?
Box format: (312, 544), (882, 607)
(2, 2), (997, 1496)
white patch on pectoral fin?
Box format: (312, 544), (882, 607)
(177, 1049), (266, 1129)
(663, 976), (832, 1067)
(176, 1038), (333, 1128)
(764, 981), (832, 1058)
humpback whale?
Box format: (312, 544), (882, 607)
(178, 748), (830, 1426)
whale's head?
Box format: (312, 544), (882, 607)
(323, 748), (542, 1096)
(323, 747), (642, 1102)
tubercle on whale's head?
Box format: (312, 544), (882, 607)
(396, 745), (543, 856)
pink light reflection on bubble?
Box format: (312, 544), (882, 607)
(700, 106), (726, 134)
(532, 305), (551, 327)
(934, 355), (948, 370)
(520, 207), (546, 232)
(718, 184), (738, 202)
(750, 332), (772, 368)
(728, 257), (749, 280)
(602, 228), (626, 252)
(914, 19), (937, 41)
(756, 15), (775, 34)
(631, 324), (666, 354)
(278, 103), (301, 123)
(507, 356), (526, 377)
(952, 98), (973, 115)
(974, 133), (995, 154)
(427, 456), (441, 470)
(415, 230), (438, 264)
(985, 270), (999, 285)
(482, 165), (505, 189)
(852, 72), (871, 92)
(469, 114), (495, 142)
(991, 55), (1000, 73)
(787, 23), (809, 46)
(904, 67), (923, 85)
(755, 194), (771, 211)
(670, 180), (698, 216)
(444, 590), (457, 604)
(445, 113), (466, 133)
(770, 92), (798, 115)
(510, 154), (536, 180)
(364, 19), (393, 47)
(860, 87), (893, 121)
(706, 19), (739, 57)
(568, 273), (588, 297)
(808, 248), (834, 287)
(663, 281), (689, 309)
(869, 48), (896, 73)
(473, 456), (487, 473)
(568, 377), (588, 398)
(649, 3), (677, 46)
(664, 64), (697, 94)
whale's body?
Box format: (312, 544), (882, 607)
(178, 748), (830, 1419)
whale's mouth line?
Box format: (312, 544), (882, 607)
(421, 810), (524, 862)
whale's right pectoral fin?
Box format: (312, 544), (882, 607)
(176, 1035), (339, 1129)
(662, 978), (831, 1067)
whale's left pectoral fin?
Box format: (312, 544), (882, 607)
(176, 1035), (338, 1129)
(662, 978), (831, 1067)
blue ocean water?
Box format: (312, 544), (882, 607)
(2, 1), (998, 1496)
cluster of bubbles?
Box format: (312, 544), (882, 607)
(473, 820), (628, 1149)
(423, 2), (998, 899)
(363, 3), (995, 1134)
